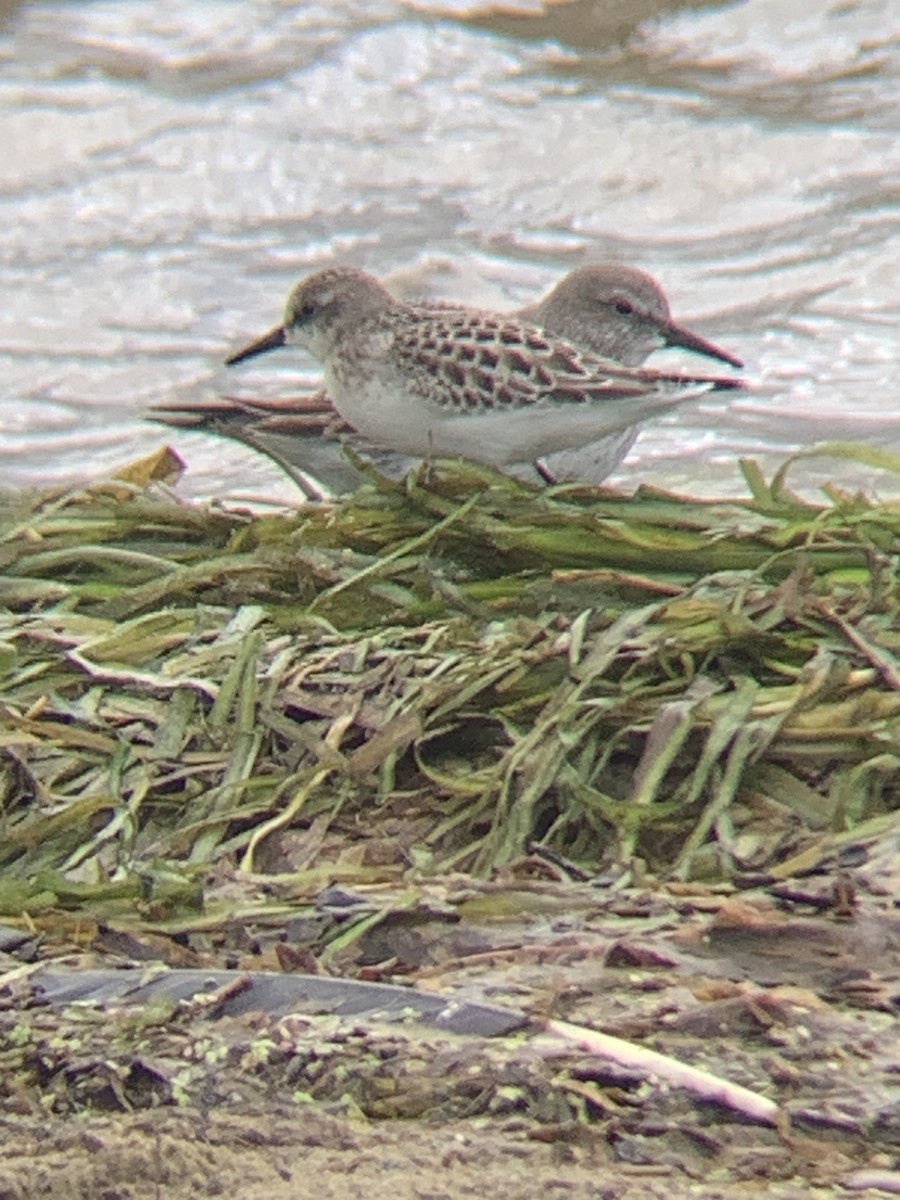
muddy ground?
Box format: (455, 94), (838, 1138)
(0, 1107), (873, 1200)
(2, 854), (900, 1199)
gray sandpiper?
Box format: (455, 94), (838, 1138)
(221, 266), (743, 473)
(152, 264), (743, 495)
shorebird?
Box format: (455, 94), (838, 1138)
(225, 267), (743, 464)
(152, 265), (743, 495)
(518, 264), (742, 484)
(516, 265), (742, 370)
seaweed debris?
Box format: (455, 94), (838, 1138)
(1, 446), (900, 928)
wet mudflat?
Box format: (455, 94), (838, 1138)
(1, 864), (898, 1199)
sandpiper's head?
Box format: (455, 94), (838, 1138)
(226, 267), (396, 367)
(534, 264), (743, 369)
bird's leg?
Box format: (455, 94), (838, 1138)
(422, 429), (435, 486)
(534, 458), (559, 486)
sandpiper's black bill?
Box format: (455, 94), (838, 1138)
(660, 318), (743, 369)
(225, 324), (286, 366)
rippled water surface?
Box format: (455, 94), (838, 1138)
(1, 0), (898, 501)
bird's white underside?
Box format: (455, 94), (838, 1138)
(326, 369), (713, 466)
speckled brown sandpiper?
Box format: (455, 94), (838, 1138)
(152, 264), (743, 496)
(223, 266), (742, 471)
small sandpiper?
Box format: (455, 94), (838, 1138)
(222, 267), (743, 474)
(516, 264), (742, 371)
(152, 265), (743, 495)
(517, 264), (742, 484)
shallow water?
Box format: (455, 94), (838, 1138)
(1, 0), (898, 502)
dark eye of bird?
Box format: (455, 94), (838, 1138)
(614, 299), (634, 316)
(296, 302), (317, 323)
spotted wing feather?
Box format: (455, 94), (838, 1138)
(390, 308), (737, 414)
